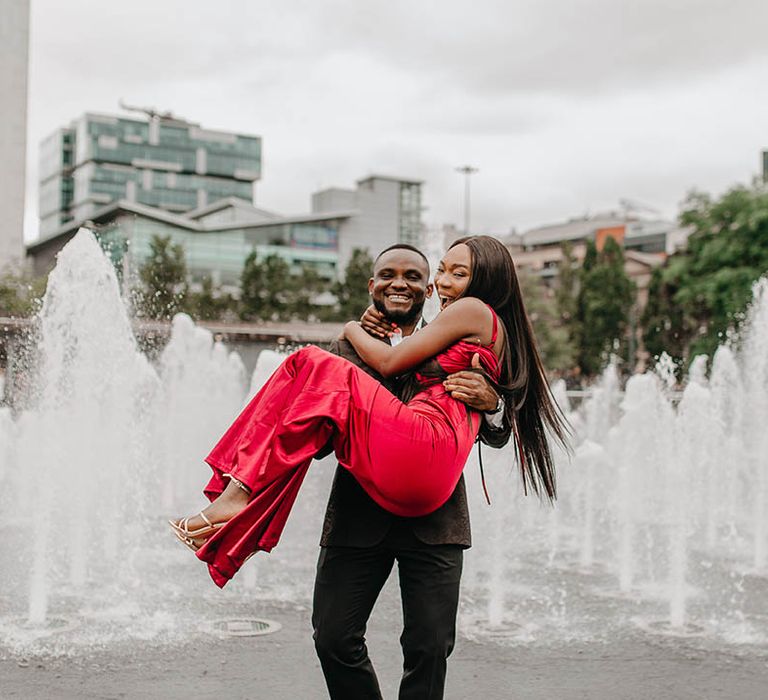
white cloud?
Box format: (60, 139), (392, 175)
(24, 0), (768, 241)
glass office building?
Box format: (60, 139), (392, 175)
(398, 180), (422, 247)
(29, 200), (343, 288)
(39, 112), (261, 236)
(313, 175), (424, 272)
(28, 173), (422, 288)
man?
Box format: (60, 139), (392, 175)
(312, 244), (511, 700)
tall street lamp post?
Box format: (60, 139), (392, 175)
(455, 165), (478, 235)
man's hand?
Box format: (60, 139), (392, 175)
(443, 353), (499, 412)
(360, 304), (397, 339)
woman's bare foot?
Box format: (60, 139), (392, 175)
(170, 478), (251, 550)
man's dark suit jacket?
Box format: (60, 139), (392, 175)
(319, 338), (512, 549)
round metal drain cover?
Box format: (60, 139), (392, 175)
(473, 620), (522, 639)
(9, 616), (80, 636)
(203, 617), (282, 637)
(637, 619), (706, 638)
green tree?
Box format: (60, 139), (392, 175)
(576, 237), (635, 376)
(289, 265), (331, 321)
(333, 248), (374, 319)
(555, 240), (580, 360)
(573, 240), (595, 374)
(641, 261), (690, 366)
(669, 183), (768, 358)
(137, 235), (188, 319)
(519, 268), (575, 372)
(555, 240), (578, 325)
(240, 253), (293, 321)
(187, 276), (237, 321)
(0, 272), (47, 317)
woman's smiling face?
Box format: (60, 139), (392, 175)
(434, 243), (472, 310)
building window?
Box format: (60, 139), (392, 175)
(398, 182), (422, 246)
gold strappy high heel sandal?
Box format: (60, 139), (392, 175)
(168, 511), (225, 552)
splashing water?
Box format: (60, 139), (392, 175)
(14, 232), (160, 625)
(461, 277), (768, 649)
(2, 230), (768, 656)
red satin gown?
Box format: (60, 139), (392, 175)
(196, 311), (501, 587)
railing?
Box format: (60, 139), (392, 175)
(0, 317), (344, 345)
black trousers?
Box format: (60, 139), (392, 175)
(312, 524), (464, 700)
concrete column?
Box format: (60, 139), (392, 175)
(0, 0), (30, 271)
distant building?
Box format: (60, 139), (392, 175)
(513, 215), (685, 256)
(38, 111), (262, 237)
(763, 149), (768, 183)
(27, 174), (423, 288)
(0, 0), (29, 270)
(312, 175), (423, 270)
(505, 214), (691, 310)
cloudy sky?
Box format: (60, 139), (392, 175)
(25, 0), (768, 241)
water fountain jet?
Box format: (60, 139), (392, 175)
(2, 232), (768, 653)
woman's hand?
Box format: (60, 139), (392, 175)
(360, 305), (396, 339)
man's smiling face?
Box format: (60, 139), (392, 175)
(368, 248), (433, 325)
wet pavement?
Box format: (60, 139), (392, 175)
(2, 583), (768, 700)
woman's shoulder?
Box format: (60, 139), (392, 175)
(437, 297), (495, 337)
(442, 296), (494, 318)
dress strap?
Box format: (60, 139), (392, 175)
(485, 304), (498, 346)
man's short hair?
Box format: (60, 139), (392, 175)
(374, 243), (430, 270)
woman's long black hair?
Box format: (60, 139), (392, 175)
(450, 235), (570, 501)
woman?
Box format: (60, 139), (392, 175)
(171, 236), (569, 587)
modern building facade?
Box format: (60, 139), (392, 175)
(763, 149), (768, 183)
(504, 213), (690, 310)
(0, 0), (30, 270)
(513, 215), (685, 257)
(39, 112), (261, 237)
(27, 174), (424, 289)
(312, 175), (423, 271)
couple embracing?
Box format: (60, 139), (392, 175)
(171, 235), (568, 699)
